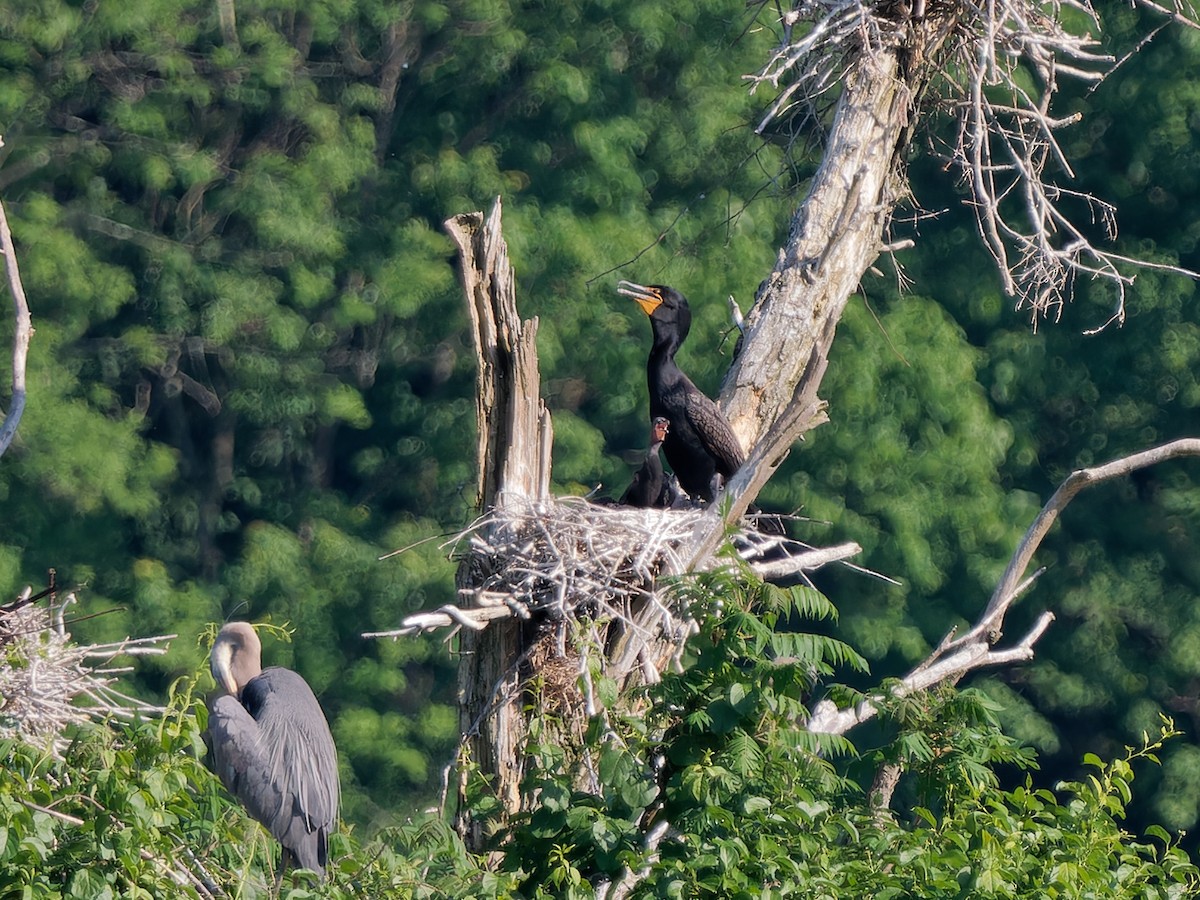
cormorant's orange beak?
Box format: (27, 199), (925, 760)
(617, 281), (663, 317)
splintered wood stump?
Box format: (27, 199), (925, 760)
(444, 198), (552, 849)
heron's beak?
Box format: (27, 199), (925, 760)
(210, 640), (239, 696)
(617, 281), (663, 317)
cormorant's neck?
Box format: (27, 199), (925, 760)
(649, 319), (686, 363)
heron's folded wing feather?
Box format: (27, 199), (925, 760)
(207, 694), (286, 831)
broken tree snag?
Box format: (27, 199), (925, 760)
(0, 192), (31, 459)
(444, 197), (553, 850)
(971, 437), (1200, 644)
(446, 196), (552, 508)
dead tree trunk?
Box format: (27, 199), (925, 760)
(444, 198), (553, 850)
(720, 47), (914, 450)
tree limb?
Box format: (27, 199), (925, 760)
(957, 437), (1200, 649)
(807, 440), (1200, 736)
(0, 185), (31, 459)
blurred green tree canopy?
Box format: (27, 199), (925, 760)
(0, 0), (795, 826)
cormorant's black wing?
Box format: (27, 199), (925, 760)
(683, 388), (745, 479)
(681, 387), (786, 534)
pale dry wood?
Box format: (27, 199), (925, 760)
(442, 197), (552, 850)
(390, 0), (1200, 873)
(372, 503), (859, 644)
(952, 437), (1200, 651)
(0, 187), (31, 459)
(447, 197), (552, 506)
(401, 197), (866, 848)
(721, 47), (918, 455)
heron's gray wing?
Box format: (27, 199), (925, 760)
(207, 693), (281, 828)
(241, 668), (340, 870)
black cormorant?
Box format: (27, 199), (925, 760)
(620, 416), (671, 507)
(618, 281), (746, 502)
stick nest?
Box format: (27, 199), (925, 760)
(377, 497), (701, 633)
(0, 590), (172, 755)
(463, 497), (699, 622)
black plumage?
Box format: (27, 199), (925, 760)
(619, 281), (745, 502)
(620, 416), (671, 507)
(208, 623), (340, 880)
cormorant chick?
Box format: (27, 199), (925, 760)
(621, 416), (671, 508)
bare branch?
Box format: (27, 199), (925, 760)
(808, 439), (1200, 736)
(369, 500), (859, 647)
(807, 611), (1055, 734)
(972, 438), (1200, 640)
(0, 181), (32, 458)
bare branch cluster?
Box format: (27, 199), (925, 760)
(749, 0), (905, 136)
(0, 589), (172, 755)
(942, 0), (1200, 327)
(749, 0), (1200, 327)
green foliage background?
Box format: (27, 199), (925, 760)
(0, 0), (1198, 857)
(6, 593), (1198, 897)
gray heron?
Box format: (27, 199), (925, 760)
(207, 622), (340, 880)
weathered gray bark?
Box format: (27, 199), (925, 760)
(436, 0), (1200, 861)
(719, 49), (912, 449)
(444, 198), (552, 850)
(687, 23), (956, 560)
(449, 198), (552, 509)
